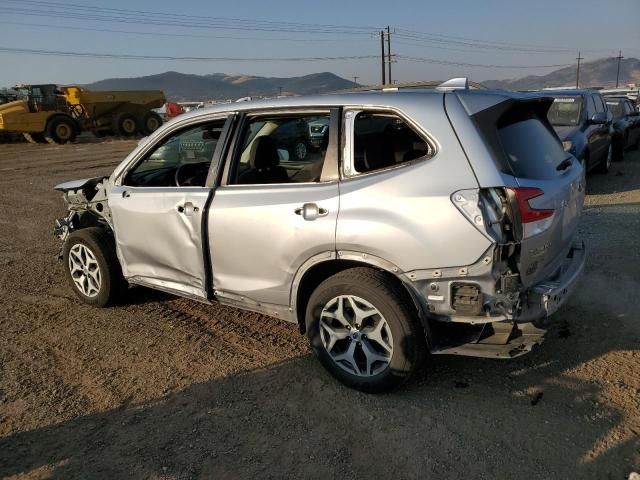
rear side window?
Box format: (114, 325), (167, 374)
(347, 111), (432, 176)
(497, 111), (567, 180)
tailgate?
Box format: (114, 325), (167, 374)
(495, 100), (586, 286)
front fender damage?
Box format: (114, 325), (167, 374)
(54, 176), (113, 256)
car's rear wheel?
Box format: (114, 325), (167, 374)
(63, 227), (126, 307)
(306, 267), (426, 392)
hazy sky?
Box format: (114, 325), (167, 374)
(1, 0), (638, 87)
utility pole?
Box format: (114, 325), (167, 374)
(575, 52), (583, 89)
(380, 30), (386, 85)
(352, 76), (359, 85)
(615, 50), (624, 88)
(386, 25), (392, 84)
(278, 86), (283, 96)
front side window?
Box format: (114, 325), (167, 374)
(347, 111), (432, 176)
(231, 113), (330, 185)
(124, 119), (226, 187)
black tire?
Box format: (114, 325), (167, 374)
(114, 113), (139, 137)
(612, 135), (624, 162)
(63, 227), (127, 308)
(45, 116), (78, 144)
(595, 144), (612, 174)
(292, 139), (308, 160)
(140, 111), (163, 135)
(305, 267), (426, 392)
(23, 132), (47, 144)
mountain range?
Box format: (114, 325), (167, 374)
(86, 71), (357, 100)
(482, 57), (640, 91)
(84, 57), (640, 100)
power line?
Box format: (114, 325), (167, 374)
(2, 21), (372, 43)
(3, 2), (377, 35)
(0, 46), (378, 62)
(398, 55), (573, 69)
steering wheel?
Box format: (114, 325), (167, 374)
(174, 162), (210, 187)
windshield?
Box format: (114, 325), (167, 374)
(547, 97), (582, 126)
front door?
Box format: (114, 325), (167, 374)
(208, 109), (340, 307)
(110, 116), (231, 299)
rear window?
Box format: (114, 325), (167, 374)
(497, 111), (568, 180)
(547, 97), (582, 126)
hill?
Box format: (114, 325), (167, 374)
(86, 71), (357, 100)
(483, 57), (640, 90)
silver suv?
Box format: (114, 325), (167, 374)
(54, 79), (586, 391)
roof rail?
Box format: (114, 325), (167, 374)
(336, 79), (485, 94)
(436, 77), (469, 91)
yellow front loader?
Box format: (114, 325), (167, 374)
(0, 84), (166, 144)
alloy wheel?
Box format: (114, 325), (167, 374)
(319, 295), (393, 377)
(68, 243), (102, 297)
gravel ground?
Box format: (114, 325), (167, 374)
(0, 139), (638, 480)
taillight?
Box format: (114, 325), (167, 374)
(507, 187), (554, 224)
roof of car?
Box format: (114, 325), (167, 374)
(538, 89), (598, 97)
(171, 88), (553, 124)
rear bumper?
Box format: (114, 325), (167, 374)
(519, 240), (586, 324)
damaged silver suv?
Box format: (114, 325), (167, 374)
(54, 79), (585, 392)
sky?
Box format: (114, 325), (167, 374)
(0, 0), (638, 87)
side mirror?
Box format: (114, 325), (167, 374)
(589, 112), (608, 125)
(630, 110), (639, 117)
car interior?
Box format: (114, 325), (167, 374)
(124, 121), (225, 187)
(353, 113), (431, 173)
(233, 115), (330, 185)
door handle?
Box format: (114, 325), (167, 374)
(294, 203), (328, 221)
(177, 202), (199, 216)
(122, 190), (130, 198)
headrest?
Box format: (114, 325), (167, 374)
(249, 136), (280, 169)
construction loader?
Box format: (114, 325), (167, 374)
(0, 84), (165, 144)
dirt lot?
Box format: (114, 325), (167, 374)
(0, 139), (638, 480)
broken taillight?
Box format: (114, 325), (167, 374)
(507, 187), (554, 224)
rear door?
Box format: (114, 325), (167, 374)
(208, 109), (340, 307)
(496, 104), (585, 286)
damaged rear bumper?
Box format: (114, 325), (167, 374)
(519, 240), (586, 325)
(431, 241), (585, 359)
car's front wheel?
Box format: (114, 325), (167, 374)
(306, 268), (426, 392)
(63, 227), (126, 307)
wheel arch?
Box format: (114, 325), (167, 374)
(291, 252), (431, 341)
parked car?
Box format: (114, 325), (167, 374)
(545, 89), (613, 174)
(604, 95), (640, 160)
(307, 116), (330, 150)
(53, 81), (585, 392)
